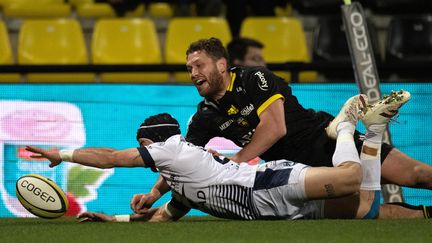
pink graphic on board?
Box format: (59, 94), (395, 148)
(205, 137), (261, 165)
(1, 109), (71, 141)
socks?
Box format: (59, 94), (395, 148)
(360, 124), (386, 191)
(332, 122), (361, 167)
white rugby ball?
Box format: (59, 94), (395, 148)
(16, 174), (69, 219)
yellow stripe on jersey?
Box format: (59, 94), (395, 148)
(257, 94), (284, 116)
(227, 72), (236, 91)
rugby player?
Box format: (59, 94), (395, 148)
(26, 96), (428, 222)
(181, 37), (432, 217)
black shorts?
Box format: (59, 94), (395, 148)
(299, 112), (394, 166)
(300, 130), (395, 167)
(277, 111), (394, 168)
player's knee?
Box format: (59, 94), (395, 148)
(341, 163), (362, 194)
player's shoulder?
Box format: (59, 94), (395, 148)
(191, 99), (220, 122)
(231, 66), (284, 87)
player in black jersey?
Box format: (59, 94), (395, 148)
(182, 37), (432, 218)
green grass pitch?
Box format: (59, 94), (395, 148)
(0, 217), (431, 243)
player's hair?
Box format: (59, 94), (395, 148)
(227, 37), (264, 65)
(136, 113), (181, 142)
(186, 37), (229, 62)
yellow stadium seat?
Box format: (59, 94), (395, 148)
(18, 19), (94, 82)
(240, 17), (317, 82)
(3, 0), (71, 18)
(77, 3), (144, 18)
(0, 21), (21, 82)
(68, 0), (93, 7)
(148, 2), (173, 18)
(76, 3), (116, 18)
(92, 18), (169, 83)
(165, 17), (231, 83)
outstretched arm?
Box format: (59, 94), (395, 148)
(231, 98), (286, 162)
(78, 206), (176, 223)
(25, 146), (146, 169)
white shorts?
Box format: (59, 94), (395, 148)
(252, 160), (325, 219)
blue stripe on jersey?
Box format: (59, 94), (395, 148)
(136, 147), (157, 172)
(253, 168), (292, 190)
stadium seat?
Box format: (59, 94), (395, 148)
(291, 0), (342, 15)
(76, 2), (144, 18)
(313, 16), (381, 82)
(385, 15), (432, 81)
(148, 2), (173, 18)
(363, 0), (432, 14)
(3, 0), (71, 18)
(18, 19), (94, 82)
(240, 17), (317, 82)
(165, 17), (232, 83)
(92, 18), (169, 83)
(0, 21), (21, 82)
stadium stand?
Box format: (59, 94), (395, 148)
(240, 17), (317, 82)
(0, 21), (20, 82)
(165, 17), (231, 83)
(148, 2), (173, 18)
(76, 2), (145, 18)
(291, 0), (342, 15)
(2, 0), (71, 18)
(363, 0), (432, 14)
(92, 18), (169, 83)
(385, 15), (432, 81)
(18, 19), (95, 82)
(313, 15), (381, 82)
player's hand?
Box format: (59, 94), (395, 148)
(207, 148), (222, 157)
(77, 212), (115, 223)
(25, 146), (62, 168)
(130, 193), (159, 214)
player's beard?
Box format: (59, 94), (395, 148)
(199, 68), (225, 100)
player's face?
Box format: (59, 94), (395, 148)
(242, 47), (266, 67)
(186, 50), (225, 99)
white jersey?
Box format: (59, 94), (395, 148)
(138, 135), (321, 220)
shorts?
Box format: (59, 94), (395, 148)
(253, 161), (324, 219)
(279, 111), (394, 168)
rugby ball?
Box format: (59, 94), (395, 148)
(16, 174), (69, 219)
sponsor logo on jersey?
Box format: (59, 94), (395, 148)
(238, 129), (255, 146)
(237, 117), (249, 127)
(240, 104), (254, 116)
(227, 105), (239, 115)
(219, 119), (234, 131)
(254, 71), (269, 91)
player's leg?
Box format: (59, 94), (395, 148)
(360, 90), (432, 189)
(379, 203), (431, 219)
(305, 94), (367, 200)
(323, 119), (387, 219)
(381, 149), (432, 189)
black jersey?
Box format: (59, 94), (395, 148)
(186, 67), (335, 165)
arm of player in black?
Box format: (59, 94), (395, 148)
(231, 69), (287, 163)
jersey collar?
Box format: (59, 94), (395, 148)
(227, 71), (236, 92)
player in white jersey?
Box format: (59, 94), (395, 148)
(27, 92), (422, 221)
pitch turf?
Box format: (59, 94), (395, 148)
(0, 217), (431, 243)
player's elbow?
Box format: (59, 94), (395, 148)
(272, 124), (286, 140)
